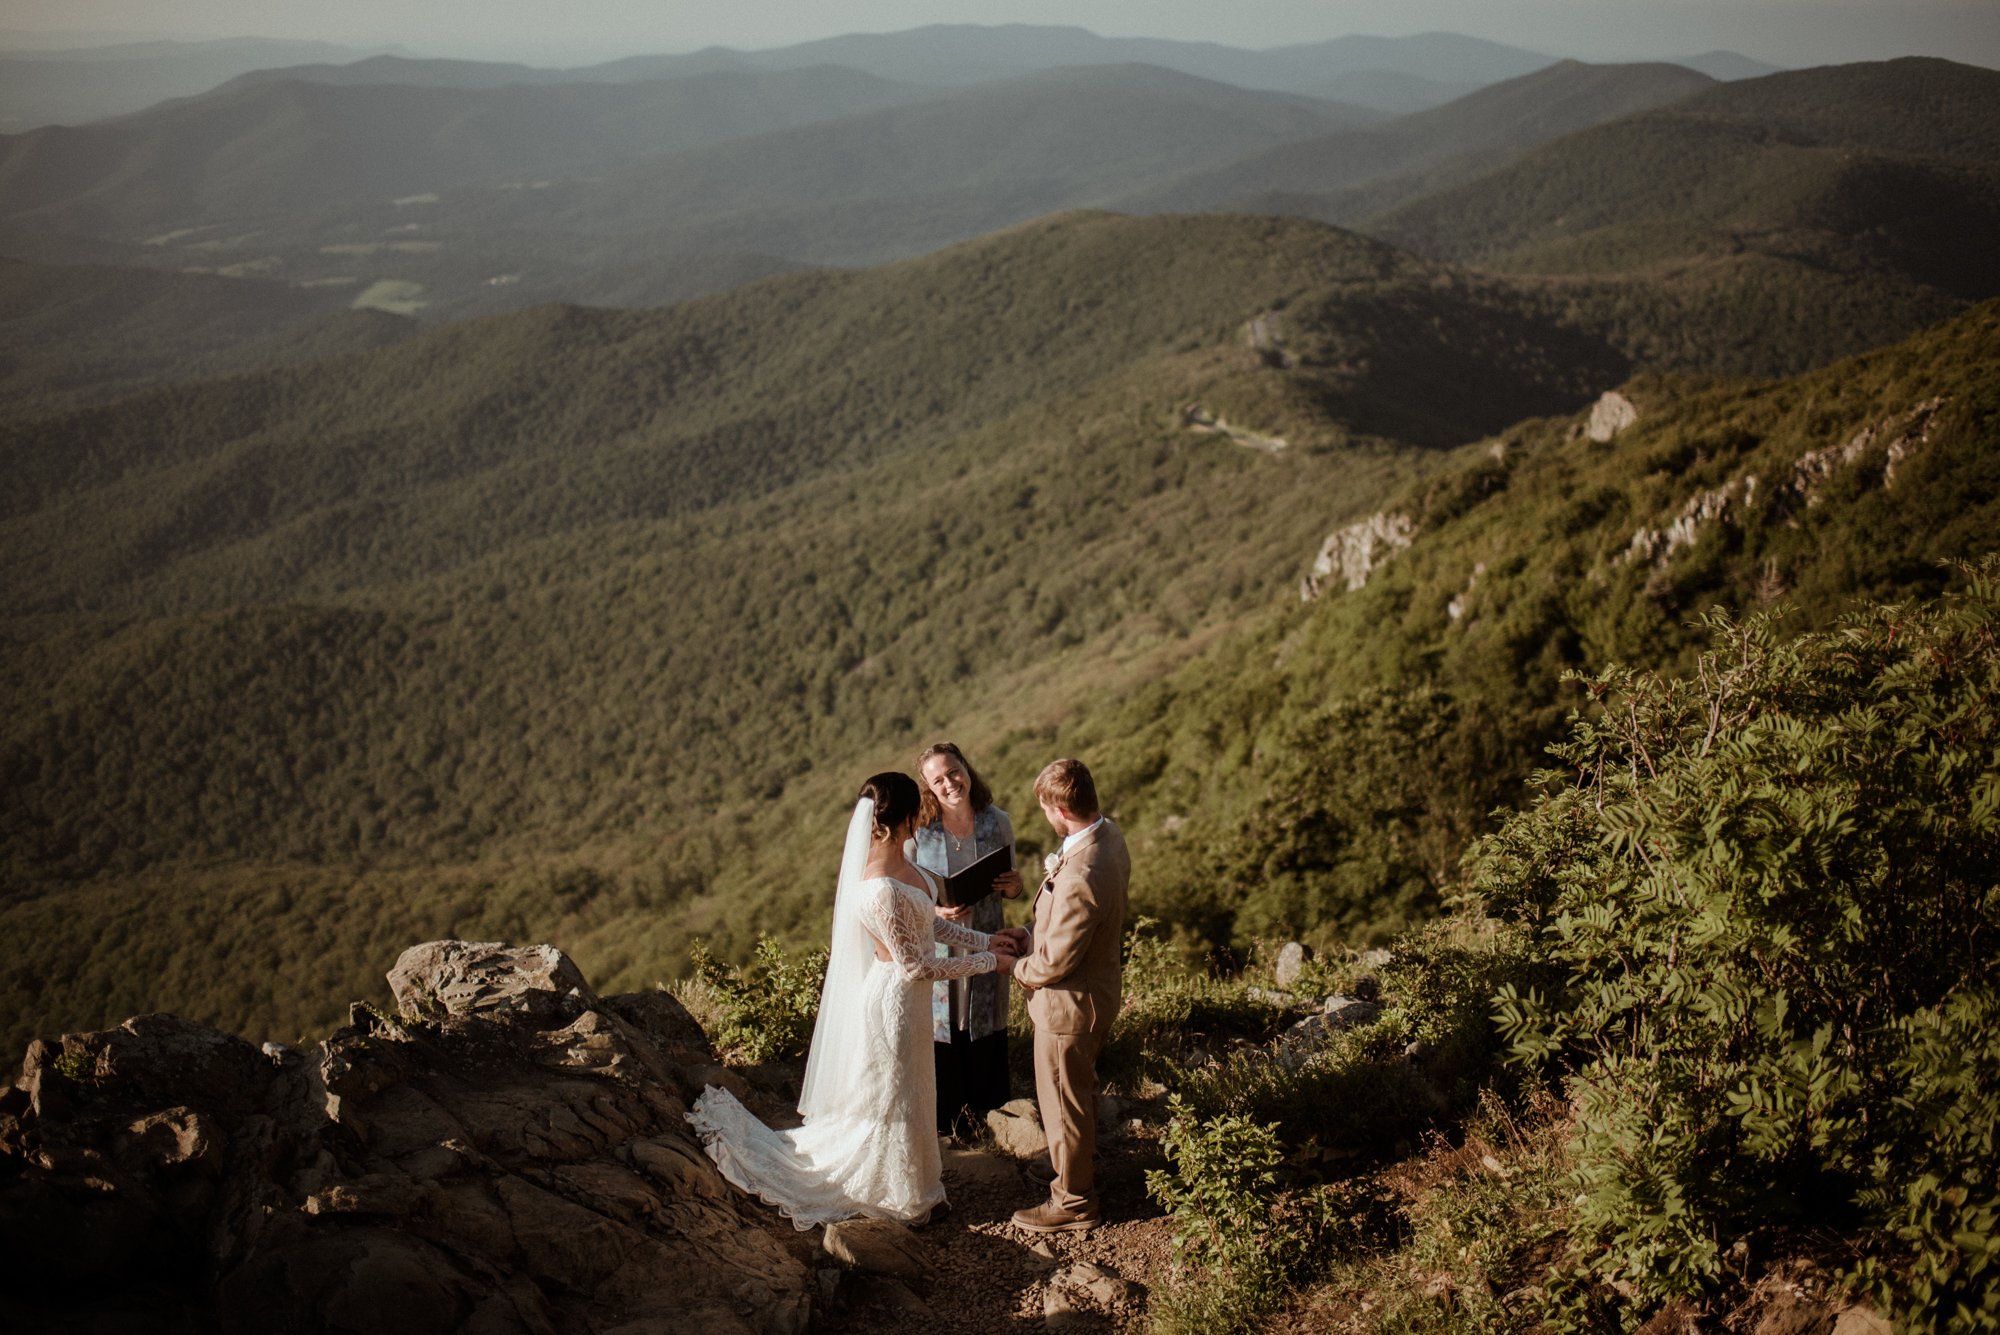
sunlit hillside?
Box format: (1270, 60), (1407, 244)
(0, 211), (1625, 1052)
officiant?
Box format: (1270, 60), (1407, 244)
(909, 741), (1025, 1136)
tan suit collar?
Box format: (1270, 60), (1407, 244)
(1051, 816), (1110, 870)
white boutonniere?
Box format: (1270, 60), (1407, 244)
(1043, 852), (1060, 876)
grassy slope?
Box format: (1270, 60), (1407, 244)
(0, 212), (1623, 1052)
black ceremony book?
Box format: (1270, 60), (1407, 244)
(938, 844), (1013, 908)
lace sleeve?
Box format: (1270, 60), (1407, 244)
(863, 880), (995, 982)
(932, 916), (992, 951)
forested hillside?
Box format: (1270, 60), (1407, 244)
(5, 195), (1995, 1061)
(0, 211), (1624, 1053)
(0, 258), (416, 416)
(1077, 300), (2000, 947)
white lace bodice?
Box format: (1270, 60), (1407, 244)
(861, 876), (996, 981)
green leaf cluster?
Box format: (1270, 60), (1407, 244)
(1476, 563), (2000, 1326)
(1147, 1094), (1350, 1335)
(681, 936), (829, 1066)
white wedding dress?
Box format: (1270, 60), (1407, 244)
(688, 865), (996, 1229)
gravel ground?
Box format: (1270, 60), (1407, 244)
(812, 1126), (1174, 1333)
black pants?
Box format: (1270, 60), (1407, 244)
(934, 1028), (1010, 1135)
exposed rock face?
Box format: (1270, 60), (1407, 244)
(1617, 396), (1951, 572)
(1784, 395), (1947, 508)
(0, 942), (812, 1335)
(1300, 512), (1415, 601)
(1586, 390), (1640, 443)
(1621, 476), (1760, 568)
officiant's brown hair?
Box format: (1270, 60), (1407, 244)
(1034, 758), (1098, 818)
(916, 741), (994, 824)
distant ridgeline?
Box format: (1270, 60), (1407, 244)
(1, 194), (1994, 1057)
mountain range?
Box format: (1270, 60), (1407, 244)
(0, 26), (1995, 1062)
(6, 51), (1971, 346)
(1113, 58), (1718, 222)
(0, 36), (394, 130)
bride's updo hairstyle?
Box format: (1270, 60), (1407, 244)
(859, 771), (922, 841)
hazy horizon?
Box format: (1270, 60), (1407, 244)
(2, 0), (1997, 72)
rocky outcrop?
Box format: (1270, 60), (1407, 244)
(1585, 390), (1639, 443)
(1273, 942), (1311, 990)
(1275, 996), (1384, 1068)
(1243, 311), (1296, 369)
(1783, 395), (1947, 509)
(0, 942), (813, 1335)
(1617, 395), (1951, 571)
(1620, 476), (1760, 568)
(1300, 512), (1415, 601)
(1447, 561), (1487, 623)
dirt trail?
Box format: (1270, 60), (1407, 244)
(810, 1129), (1174, 1332)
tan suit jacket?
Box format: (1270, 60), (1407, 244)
(1015, 817), (1129, 1037)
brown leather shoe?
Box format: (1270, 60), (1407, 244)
(1010, 1199), (1100, 1233)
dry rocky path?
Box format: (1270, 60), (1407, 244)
(807, 1128), (1173, 1334)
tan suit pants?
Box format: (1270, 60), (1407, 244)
(1033, 1024), (1105, 1211)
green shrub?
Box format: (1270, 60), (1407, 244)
(1854, 986), (2000, 1333)
(681, 936), (827, 1064)
(1148, 1095), (1345, 1334)
(1478, 563), (2000, 1326)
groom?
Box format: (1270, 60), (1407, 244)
(1003, 757), (1130, 1233)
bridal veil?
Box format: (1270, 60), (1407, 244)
(797, 796), (876, 1121)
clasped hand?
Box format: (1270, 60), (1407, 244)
(990, 926), (1030, 955)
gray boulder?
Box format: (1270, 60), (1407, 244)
(1274, 941), (1311, 989)
(985, 1097), (1048, 1159)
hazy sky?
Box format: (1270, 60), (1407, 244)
(4, 0), (1997, 69)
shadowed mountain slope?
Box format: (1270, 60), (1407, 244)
(1370, 57), (2000, 270)
(1117, 59), (1716, 221)
(1363, 58), (2000, 376)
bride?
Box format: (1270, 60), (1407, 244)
(687, 771), (1018, 1228)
